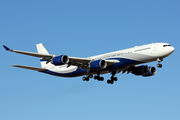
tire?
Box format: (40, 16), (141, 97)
(100, 77), (104, 81)
(89, 74), (93, 78)
(94, 76), (98, 80)
(157, 64), (162, 68)
(82, 77), (86, 81)
(86, 77), (89, 81)
(107, 80), (111, 84)
(114, 77), (117, 81)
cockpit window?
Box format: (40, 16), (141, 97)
(163, 45), (171, 47)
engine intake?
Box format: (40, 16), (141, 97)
(52, 55), (69, 65)
(90, 60), (107, 69)
(143, 66), (156, 77)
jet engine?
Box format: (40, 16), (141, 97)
(142, 66), (156, 77)
(52, 55), (69, 65)
(90, 60), (107, 69)
(131, 65), (149, 75)
(131, 65), (157, 77)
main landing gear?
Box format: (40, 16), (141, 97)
(94, 73), (104, 81)
(82, 71), (118, 84)
(82, 74), (93, 81)
(157, 58), (163, 68)
(107, 72), (118, 84)
(82, 73), (104, 81)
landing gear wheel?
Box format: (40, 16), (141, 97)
(111, 77), (117, 81)
(89, 74), (93, 78)
(114, 77), (117, 81)
(110, 80), (114, 84)
(107, 80), (114, 84)
(86, 77), (89, 81)
(108, 71), (118, 84)
(107, 80), (111, 84)
(82, 77), (89, 81)
(100, 77), (104, 81)
(157, 64), (162, 68)
(157, 58), (163, 68)
(94, 76), (98, 80)
(94, 75), (104, 81)
(82, 77), (86, 81)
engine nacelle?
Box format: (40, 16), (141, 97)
(131, 65), (149, 75)
(143, 66), (156, 77)
(90, 60), (107, 69)
(52, 55), (69, 65)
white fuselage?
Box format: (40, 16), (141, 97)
(43, 43), (174, 77)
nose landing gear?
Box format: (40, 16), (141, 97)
(157, 58), (163, 68)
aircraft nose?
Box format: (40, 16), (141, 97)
(168, 46), (175, 54)
(171, 46), (175, 52)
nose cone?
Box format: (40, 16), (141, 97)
(167, 46), (175, 55)
(170, 46), (175, 53)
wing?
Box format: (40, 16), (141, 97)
(3, 45), (92, 68)
(68, 56), (91, 69)
(3, 45), (53, 59)
(12, 65), (47, 72)
(3, 45), (119, 70)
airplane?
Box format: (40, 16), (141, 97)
(3, 42), (175, 84)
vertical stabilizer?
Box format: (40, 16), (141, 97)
(36, 43), (50, 68)
(36, 43), (50, 55)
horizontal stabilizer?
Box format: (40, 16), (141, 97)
(12, 65), (47, 72)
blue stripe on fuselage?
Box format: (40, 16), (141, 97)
(41, 57), (143, 77)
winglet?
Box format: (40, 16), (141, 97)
(3, 45), (11, 51)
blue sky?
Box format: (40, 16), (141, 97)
(1, 0), (180, 120)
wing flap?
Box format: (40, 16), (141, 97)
(12, 65), (48, 72)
